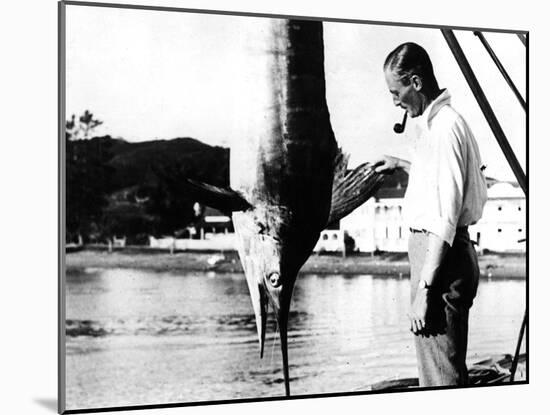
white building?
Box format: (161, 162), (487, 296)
(341, 193), (409, 253)
(313, 229), (347, 254)
(469, 182), (526, 252)
(341, 181), (525, 253)
(150, 181), (525, 254)
(149, 205), (237, 251)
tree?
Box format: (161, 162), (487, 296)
(145, 163), (197, 236)
(65, 111), (112, 243)
(66, 110), (103, 140)
(79, 110), (103, 139)
(65, 114), (76, 140)
(144, 146), (230, 236)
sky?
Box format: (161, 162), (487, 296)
(65, 4), (526, 181)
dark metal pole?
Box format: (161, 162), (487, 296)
(442, 29), (528, 384)
(510, 311), (526, 381)
(516, 33), (526, 46)
(441, 29), (526, 194)
(474, 31), (526, 110)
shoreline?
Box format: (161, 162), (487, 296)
(65, 248), (526, 279)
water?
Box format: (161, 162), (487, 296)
(64, 268), (526, 410)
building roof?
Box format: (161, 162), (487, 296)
(371, 170), (522, 201)
(374, 169), (408, 199)
(203, 206), (230, 217)
(375, 186), (407, 199)
(487, 182), (524, 199)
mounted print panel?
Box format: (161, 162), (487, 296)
(60, 1), (527, 413)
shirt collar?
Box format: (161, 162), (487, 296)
(418, 89), (451, 130)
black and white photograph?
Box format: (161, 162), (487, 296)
(9, 0), (550, 414)
(57, 1), (530, 412)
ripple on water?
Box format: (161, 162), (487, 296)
(64, 269), (525, 409)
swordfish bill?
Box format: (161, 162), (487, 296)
(183, 19), (383, 396)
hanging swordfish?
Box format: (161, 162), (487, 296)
(185, 19), (383, 396)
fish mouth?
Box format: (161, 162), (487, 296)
(265, 278), (293, 397)
(250, 270), (294, 397)
(234, 213), (312, 397)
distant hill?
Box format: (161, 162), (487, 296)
(102, 137), (229, 190)
(67, 136), (230, 241)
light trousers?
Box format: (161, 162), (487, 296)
(408, 227), (479, 387)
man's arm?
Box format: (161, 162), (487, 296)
(409, 231), (449, 334)
(419, 232), (449, 287)
(373, 155), (411, 174)
(409, 125), (467, 334)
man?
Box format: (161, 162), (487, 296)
(373, 42), (487, 386)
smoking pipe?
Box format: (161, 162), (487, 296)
(393, 111), (407, 134)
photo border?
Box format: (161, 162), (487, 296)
(58, 1), (529, 413)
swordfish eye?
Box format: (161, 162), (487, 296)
(268, 272), (281, 288)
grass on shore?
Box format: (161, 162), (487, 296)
(65, 248), (526, 279)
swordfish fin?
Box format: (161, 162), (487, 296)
(326, 151), (385, 226)
(183, 179), (252, 212)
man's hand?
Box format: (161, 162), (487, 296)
(408, 285), (429, 334)
(408, 232), (450, 335)
(372, 155), (410, 174)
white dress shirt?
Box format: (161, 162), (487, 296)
(404, 89), (487, 246)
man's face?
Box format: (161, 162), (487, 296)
(384, 69), (424, 118)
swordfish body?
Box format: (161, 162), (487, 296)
(233, 19), (337, 395)
(184, 19), (383, 396)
